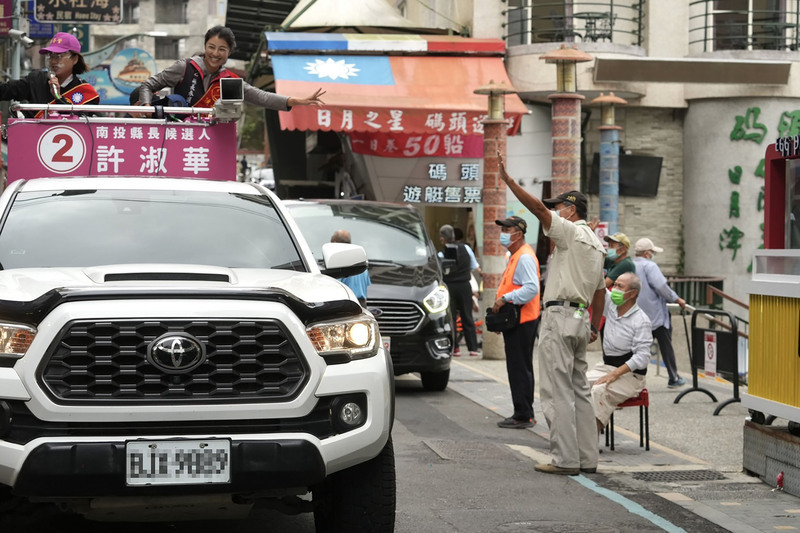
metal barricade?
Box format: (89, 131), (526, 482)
(674, 308), (741, 415)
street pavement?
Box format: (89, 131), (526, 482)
(447, 338), (800, 533)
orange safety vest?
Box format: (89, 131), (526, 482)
(498, 243), (541, 324)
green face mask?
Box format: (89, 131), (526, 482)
(610, 288), (627, 306)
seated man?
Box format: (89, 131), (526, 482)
(588, 272), (652, 436)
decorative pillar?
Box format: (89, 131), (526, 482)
(474, 80), (516, 360)
(540, 44), (593, 196)
(591, 92), (627, 234)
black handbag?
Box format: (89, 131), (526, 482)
(485, 303), (521, 332)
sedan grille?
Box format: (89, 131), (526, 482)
(41, 320), (308, 403)
(367, 299), (424, 335)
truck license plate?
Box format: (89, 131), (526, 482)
(126, 439), (231, 486)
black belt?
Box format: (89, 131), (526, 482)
(604, 352), (647, 376)
(544, 300), (583, 309)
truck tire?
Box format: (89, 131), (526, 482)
(313, 437), (396, 533)
(421, 369), (450, 391)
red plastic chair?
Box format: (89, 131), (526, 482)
(605, 388), (649, 451)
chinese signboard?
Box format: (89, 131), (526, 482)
(34, 0), (122, 24)
(0, 0), (12, 35)
(349, 132), (484, 159)
(294, 106), (518, 136)
(7, 120), (237, 181)
(369, 159), (482, 206)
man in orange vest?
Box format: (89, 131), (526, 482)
(492, 216), (541, 429)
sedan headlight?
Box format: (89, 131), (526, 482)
(307, 316), (379, 363)
(423, 285), (449, 314)
(0, 323), (37, 359)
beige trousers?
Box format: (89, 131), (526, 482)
(538, 305), (599, 470)
(587, 363), (646, 426)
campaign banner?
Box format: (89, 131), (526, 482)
(349, 132), (484, 158)
(7, 120), (237, 182)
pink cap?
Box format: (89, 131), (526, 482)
(39, 32), (81, 55)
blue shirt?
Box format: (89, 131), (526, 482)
(634, 256), (679, 330)
(503, 253), (540, 305)
(339, 270), (371, 302)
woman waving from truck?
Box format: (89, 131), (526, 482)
(136, 25), (324, 111)
(0, 32), (99, 118)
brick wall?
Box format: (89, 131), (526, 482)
(584, 107), (686, 275)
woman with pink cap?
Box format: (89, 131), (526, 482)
(0, 32), (99, 117)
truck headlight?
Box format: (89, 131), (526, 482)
(0, 323), (37, 359)
(423, 285), (449, 314)
(307, 316), (379, 363)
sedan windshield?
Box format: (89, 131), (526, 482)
(0, 189), (305, 270)
(288, 203), (433, 266)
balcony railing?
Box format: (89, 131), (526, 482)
(503, 1), (645, 46)
(689, 0), (800, 53)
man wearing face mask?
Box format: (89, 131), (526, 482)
(491, 216), (541, 429)
(603, 233), (635, 289)
(588, 272), (652, 436)
(633, 237), (687, 388)
(497, 152), (605, 476)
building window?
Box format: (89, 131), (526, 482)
(155, 0), (189, 24)
(693, 0), (799, 51)
(155, 37), (183, 59)
(123, 0), (140, 24)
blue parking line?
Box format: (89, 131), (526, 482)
(573, 475), (686, 533)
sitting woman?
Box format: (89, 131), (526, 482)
(137, 25), (324, 111)
(0, 32), (99, 118)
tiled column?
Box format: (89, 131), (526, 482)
(481, 120), (508, 360)
(591, 93), (627, 234)
(540, 44), (593, 196)
(549, 94), (585, 195)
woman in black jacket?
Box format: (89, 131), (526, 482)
(0, 32), (99, 117)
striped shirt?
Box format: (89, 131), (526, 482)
(602, 291), (652, 372)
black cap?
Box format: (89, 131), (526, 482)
(543, 190), (588, 214)
(495, 216), (528, 234)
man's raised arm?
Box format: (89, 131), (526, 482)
(497, 151), (553, 231)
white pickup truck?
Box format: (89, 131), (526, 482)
(0, 176), (395, 531)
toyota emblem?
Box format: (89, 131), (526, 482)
(147, 334), (206, 374)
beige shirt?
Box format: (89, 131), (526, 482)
(542, 216), (606, 306)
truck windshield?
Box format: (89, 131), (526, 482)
(0, 189), (305, 270)
(287, 203), (433, 266)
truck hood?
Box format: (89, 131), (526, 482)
(0, 264), (352, 304)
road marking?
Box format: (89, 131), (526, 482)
(573, 475), (688, 533)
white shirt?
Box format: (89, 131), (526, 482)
(602, 291), (652, 372)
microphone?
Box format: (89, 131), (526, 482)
(48, 70), (61, 101)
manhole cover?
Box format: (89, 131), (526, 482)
(632, 470), (726, 482)
(424, 439), (518, 461)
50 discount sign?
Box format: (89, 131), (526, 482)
(37, 126), (87, 174)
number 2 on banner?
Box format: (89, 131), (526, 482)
(37, 126), (87, 174)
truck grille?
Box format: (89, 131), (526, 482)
(41, 320), (308, 403)
(367, 299), (424, 335)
